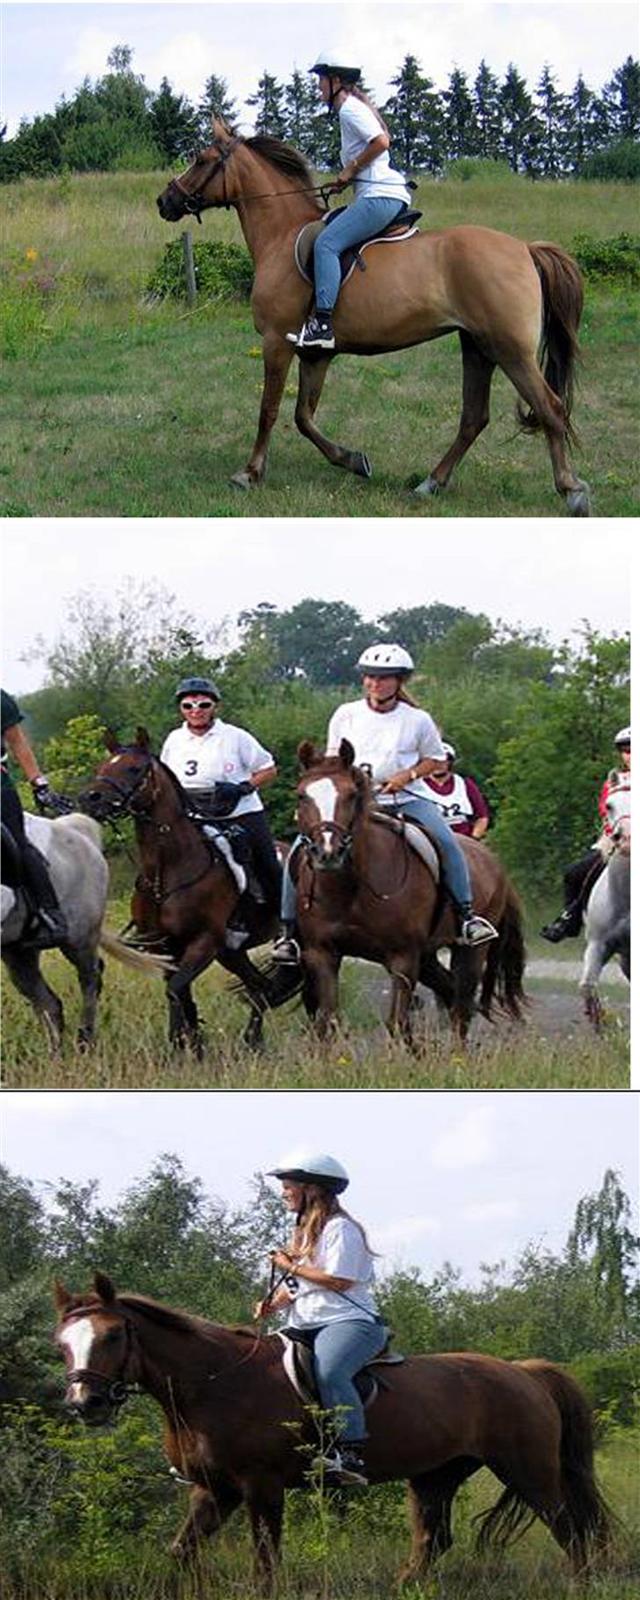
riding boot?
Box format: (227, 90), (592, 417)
(540, 904), (583, 942)
(455, 902), (499, 945)
(20, 843), (69, 950)
(272, 922), (302, 963)
(287, 309), (336, 351)
(225, 892), (251, 950)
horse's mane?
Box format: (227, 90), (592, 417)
(245, 134), (313, 187)
(118, 1292), (257, 1343)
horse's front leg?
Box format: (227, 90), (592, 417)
(231, 333), (294, 489)
(302, 945), (341, 1038)
(65, 943), (104, 1049)
(386, 954), (420, 1047)
(246, 1478), (285, 1594)
(580, 939), (605, 1029)
(171, 1479), (242, 1561)
(165, 932), (216, 1053)
(295, 355), (372, 479)
(2, 948), (64, 1050)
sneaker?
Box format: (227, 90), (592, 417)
(540, 910), (580, 943)
(312, 1446), (368, 1487)
(458, 914), (499, 946)
(21, 908), (68, 951)
(272, 932), (302, 964)
(286, 312), (336, 351)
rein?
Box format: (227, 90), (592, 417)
(168, 139), (334, 218)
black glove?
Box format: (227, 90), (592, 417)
(31, 778), (72, 814)
(209, 780), (246, 815)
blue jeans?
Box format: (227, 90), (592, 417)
(314, 195), (408, 310)
(306, 1317), (388, 1441)
(281, 799), (472, 919)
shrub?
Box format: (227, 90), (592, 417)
(571, 231), (640, 284)
(570, 1346), (640, 1434)
(580, 139), (640, 182)
(443, 156), (515, 182)
(145, 238), (254, 302)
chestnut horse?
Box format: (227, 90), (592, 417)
(55, 1274), (610, 1588)
(157, 122), (589, 515)
(291, 740), (525, 1044)
(78, 732), (296, 1052)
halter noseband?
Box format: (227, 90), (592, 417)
(300, 816), (354, 870)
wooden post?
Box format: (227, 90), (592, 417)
(181, 230), (197, 306)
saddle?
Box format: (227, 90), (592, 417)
(295, 206), (423, 291)
(280, 1327), (404, 1412)
(371, 810), (441, 882)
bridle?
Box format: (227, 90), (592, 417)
(87, 750), (157, 819)
(164, 138), (335, 220)
(61, 1307), (139, 1413)
(298, 774), (413, 900)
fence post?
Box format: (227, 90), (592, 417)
(181, 230), (197, 306)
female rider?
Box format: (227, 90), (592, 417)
(1, 687), (68, 947)
(273, 644), (498, 961)
(288, 53), (412, 351)
(541, 725), (631, 942)
(255, 1150), (387, 1486)
(160, 677), (282, 919)
(423, 742), (491, 839)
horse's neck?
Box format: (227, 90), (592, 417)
(134, 1315), (235, 1413)
(231, 149), (322, 261)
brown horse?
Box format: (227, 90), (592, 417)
(78, 732), (297, 1052)
(157, 123), (590, 515)
(54, 1274), (610, 1588)
(291, 740), (525, 1044)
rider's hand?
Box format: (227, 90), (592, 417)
(331, 167), (354, 193)
(31, 777), (68, 812)
(271, 1248), (295, 1271)
(254, 1299), (268, 1320)
(379, 771), (412, 795)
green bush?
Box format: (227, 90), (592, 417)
(145, 238), (254, 302)
(570, 1346), (640, 1433)
(571, 230), (640, 284)
(443, 156), (515, 183)
(580, 139), (640, 182)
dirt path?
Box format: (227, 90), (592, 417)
(359, 956), (629, 1041)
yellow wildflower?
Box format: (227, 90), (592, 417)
(25, 248), (38, 263)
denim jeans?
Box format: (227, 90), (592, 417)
(307, 1317), (389, 1441)
(314, 195), (408, 311)
(280, 798), (472, 919)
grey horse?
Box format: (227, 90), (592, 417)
(579, 786), (630, 1028)
(1, 810), (168, 1048)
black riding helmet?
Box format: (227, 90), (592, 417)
(175, 676), (221, 702)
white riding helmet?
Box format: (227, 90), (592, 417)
(268, 1150), (350, 1194)
(614, 726), (631, 746)
(310, 53), (361, 83)
(442, 742), (457, 759)
(357, 643), (415, 678)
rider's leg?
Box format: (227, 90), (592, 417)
(541, 849), (601, 941)
(238, 812), (283, 914)
(272, 837), (304, 962)
(312, 1317), (388, 1482)
(399, 798), (498, 944)
(292, 197), (408, 350)
(2, 784), (68, 949)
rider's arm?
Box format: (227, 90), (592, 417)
(379, 756), (444, 793)
(271, 1249), (355, 1294)
(338, 132), (389, 187)
(248, 764), (277, 790)
(3, 722), (45, 785)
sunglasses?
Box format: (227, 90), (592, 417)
(180, 698), (215, 711)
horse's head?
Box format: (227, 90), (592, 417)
(606, 785), (631, 854)
(79, 730), (159, 821)
(157, 123), (239, 222)
(54, 1274), (139, 1426)
(296, 738), (370, 868)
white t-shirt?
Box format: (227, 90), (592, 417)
(340, 95), (411, 205)
(160, 719), (273, 817)
(287, 1214), (378, 1326)
(326, 698), (446, 804)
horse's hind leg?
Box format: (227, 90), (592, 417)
(2, 948), (64, 1049)
(246, 1480), (284, 1593)
(500, 351), (590, 515)
(232, 333), (295, 489)
(64, 943), (104, 1049)
(295, 355), (372, 478)
(399, 1458), (480, 1581)
(171, 1478), (243, 1560)
(415, 331), (495, 498)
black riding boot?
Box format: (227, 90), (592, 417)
(540, 903), (583, 942)
(20, 842), (69, 950)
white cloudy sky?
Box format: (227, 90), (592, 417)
(1, 519), (632, 694)
(2, 1090), (638, 1283)
(3, 0), (638, 137)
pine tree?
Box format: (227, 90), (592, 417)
(443, 66), (478, 161)
(563, 73), (596, 174)
(149, 78), (199, 161)
(197, 74), (238, 141)
(473, 59), (503, 160)
(383, 54), (444, 174)
(499, 63), (540, 173)
(282, 68), (315, 150)
(535, 65), (567, 177)
(247, 73), (287, 137)
(601, 55), (640, 141)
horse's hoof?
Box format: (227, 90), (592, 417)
(230, 470), (258, 490)
(566, 481), (591, 516)
(413, 475), (441, 498)
(354, 452), (372, 479)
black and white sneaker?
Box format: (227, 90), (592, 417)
(286, 312), (336, 351)
(312, 1446), (368, 1486)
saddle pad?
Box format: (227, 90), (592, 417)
(371, 811), (440, 881)
(24, 812), (54, 860)
(279, 1330), (404, 1411)
(295, 214), (421, 288)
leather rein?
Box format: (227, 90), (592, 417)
(166, 139), (333, 221)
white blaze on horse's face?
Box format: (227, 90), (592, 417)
(304, 777), (340, 856)
(59, 1314), (99, 1403)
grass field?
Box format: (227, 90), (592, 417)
(2, 1425), (638, 1600)
(1, 168), (638, 517)
(1, 894), (629, 1089)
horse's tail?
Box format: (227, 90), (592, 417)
(477, 1361), (611, 1568)
(98, 928), (174, 976)
(521, 242), (584, 442)
(479, 884), (527, 1021)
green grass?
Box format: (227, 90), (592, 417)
(1, 169), (638, 517)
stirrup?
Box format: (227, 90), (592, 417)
(458, 914), (498, 946)
(312, 1447), (368, 1486)
(272, 932), (302, 964)
(286, 315), (335, 351)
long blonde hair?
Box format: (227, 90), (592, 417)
(290, 1184), (376, 1262)
(346, 84), (390, 139)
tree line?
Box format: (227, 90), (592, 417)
(11, 584), (630, 901)
(2, 43), (639, 183)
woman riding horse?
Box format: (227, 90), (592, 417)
(274, 644), (497, 961)
(161, 677), (282, 938)
(256, 1150), (388, 1487)
(422, 741), (491, 839)
(288, 53), (411, 351)
(541, 725), (631, 942)
(1, 687), (68, 949)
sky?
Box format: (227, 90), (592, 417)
(2, 1089), (638, 1284)
(3, 0), (638, 138)
(1, 519), (632, 694)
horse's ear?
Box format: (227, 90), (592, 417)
(104, 729), (120, 754)
(338, 738), (355, 769)
(93, 1272), (116, 1305)
(297, 740), (317, 769)
(53, 1280), (72, 1313)
(134, 727), (151, 752)
(211, 117), (232, 145)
